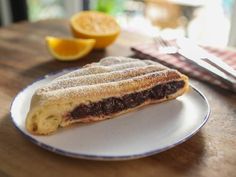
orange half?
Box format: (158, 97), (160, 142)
(70, 11), (120, 49)
(46, 36), (95, 61)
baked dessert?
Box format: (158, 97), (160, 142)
(26, 56), (189, 135)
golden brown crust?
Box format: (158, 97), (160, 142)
(26, 56), (189, 135)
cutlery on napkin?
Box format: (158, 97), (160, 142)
(131, 37), (236, 92)
(176, 37), (236, 80)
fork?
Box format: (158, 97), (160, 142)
(154, 37), (236, 91)
(155, 37), (236, 79)
(154, 37), (178, 54)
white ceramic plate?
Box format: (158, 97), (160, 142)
(11, 69), (210, 160)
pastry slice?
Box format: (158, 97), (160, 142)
(26, 57), (189, 135)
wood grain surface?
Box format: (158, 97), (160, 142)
(0, 19), (235, 177)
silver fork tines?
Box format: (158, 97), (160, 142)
(153, 37), (236, 91)
(154, 37), (178, 54)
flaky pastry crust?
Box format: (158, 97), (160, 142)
(26, 56), (189, 135)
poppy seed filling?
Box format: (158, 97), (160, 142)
(67, 81), (185, 120)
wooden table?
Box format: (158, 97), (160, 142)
(0, 20), (235, 177)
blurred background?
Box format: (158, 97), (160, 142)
(0, 0), (236, 47)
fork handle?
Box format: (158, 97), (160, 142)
(178, 49), (236, 92)
(203, 54), (236, 79)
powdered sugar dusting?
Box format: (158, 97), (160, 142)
(35, 57), (182, 105)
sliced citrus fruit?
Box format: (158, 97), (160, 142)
(70, 11), (120, 49)
(46, 36), (95, 61)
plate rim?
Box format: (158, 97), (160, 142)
(10, 70), (210, 161)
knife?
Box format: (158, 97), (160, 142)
(175, 38), (236, 91)
(176, 37), (236, 79)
